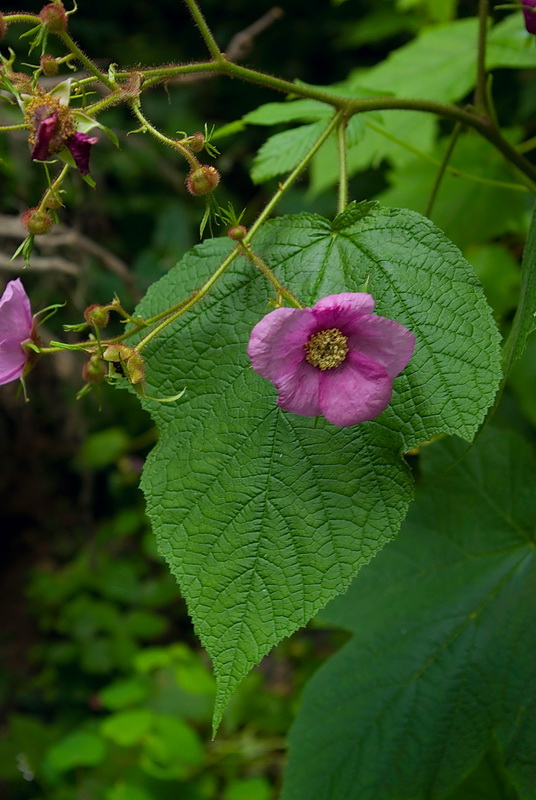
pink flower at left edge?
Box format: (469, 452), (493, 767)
(0, 279), (34, 385)
(523, 0), (536, 35)
(248, 292), (416, 427)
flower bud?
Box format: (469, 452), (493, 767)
(40, 55), (59, 76)
(185, 165), (220, 196)
(82, 355), (106, 384)
(0, 12), (7, 40)
(39, 2), (68, 33)
(187, 132), (205, 153)
(228, 225), (247, 241)
(84, 304), (109, 328)
(21, 207), (53, 236)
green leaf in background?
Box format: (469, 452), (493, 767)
(311, 14), (536, 194)
(378, 132), (529, 250)
(101, 709), (153, 747)
(282, 428), (536, 800)
(502, 202), (536, 375)
(133, 203), (501, 726)
(45, 729), (107, 772)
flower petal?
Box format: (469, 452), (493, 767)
(31, 113), (59, 161)
(276, 360), (322, 417)
(248, 307), (316, 383)
(311, 293), (375, 332)
(0, 339), (27, 385)
(66, 132), (98, 176)
(523, 0), (536, 34)
(0, 279), (32, 342)
(346, 314), (416, 379)
(318, 350), (392, 427)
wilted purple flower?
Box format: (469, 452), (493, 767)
(0, 279), (34, 386)
(522, 0), (536, 34)
(248, 293), (415, 427)
(26, 93), (98, 176)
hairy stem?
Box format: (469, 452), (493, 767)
(237, 242), (303, 308)
(130, 100), (199, 169)
(183, 0), (223, 62)
(57, 31), (118, 91)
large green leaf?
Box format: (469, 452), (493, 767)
(134, 204), (501, 726)
(282, 428), (536, 800)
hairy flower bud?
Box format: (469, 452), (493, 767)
(21, 207), (53, 236)
(84, 304), (110, 328)
(187, 132), (205, 153)
(228, 225), (247, 241)
(40, 54), (59, 76)
(39, 2), (68, 33)
(0, 12), (7, 40)
(82, 355), (106, 384)
(185, 165), (220, 196)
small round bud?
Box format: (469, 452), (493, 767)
(84, 304), (110, 328)
(82, 356), (106, 384)
(0, 12), (7, 40)
(228, 225), (247, 241)
(40, 55), (59, 76)
(185, 165), (220, 196)
(39, 2), (68, 33)
(188, 132), (205, 153)
(21, 207), (53, 236)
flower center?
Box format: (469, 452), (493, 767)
(304, 328), (348, 370)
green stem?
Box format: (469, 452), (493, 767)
(337, 116), (349, 214)
(3, 13), (40, 25)
(0, 123), (29, 132)
(38, 163), (69, 212)
(424, 122), (462, 218)
(135, 246), (241, 352)
(57, 31), (117, 91)
(474, 0), (490, 114)
(246, 110), (343, 241)
(130, 100), (199, 168)
(237, 241), (303, 307)
(138, 57), (536, 187)
(183, 0), (223, 62)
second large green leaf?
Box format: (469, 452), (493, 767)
(135, 203), (501, 726)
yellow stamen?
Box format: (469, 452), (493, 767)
(305, 328), (348, 370)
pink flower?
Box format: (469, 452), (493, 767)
(522, 0), (536, 34)
(0, 279), (33, 385)
(248, 293), (415, 427)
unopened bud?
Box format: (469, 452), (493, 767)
(228, 225), (247, 241)
(84, 304), (109, 328)
(187, 132), (205, 153)
(0, 12), (6, 40)
(40, 55), (59, 76)
(82, 355), (106, 384)
(21, 207), (53, 236)
(39, 2), (68, 33)
(185, 165), (220, 196)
